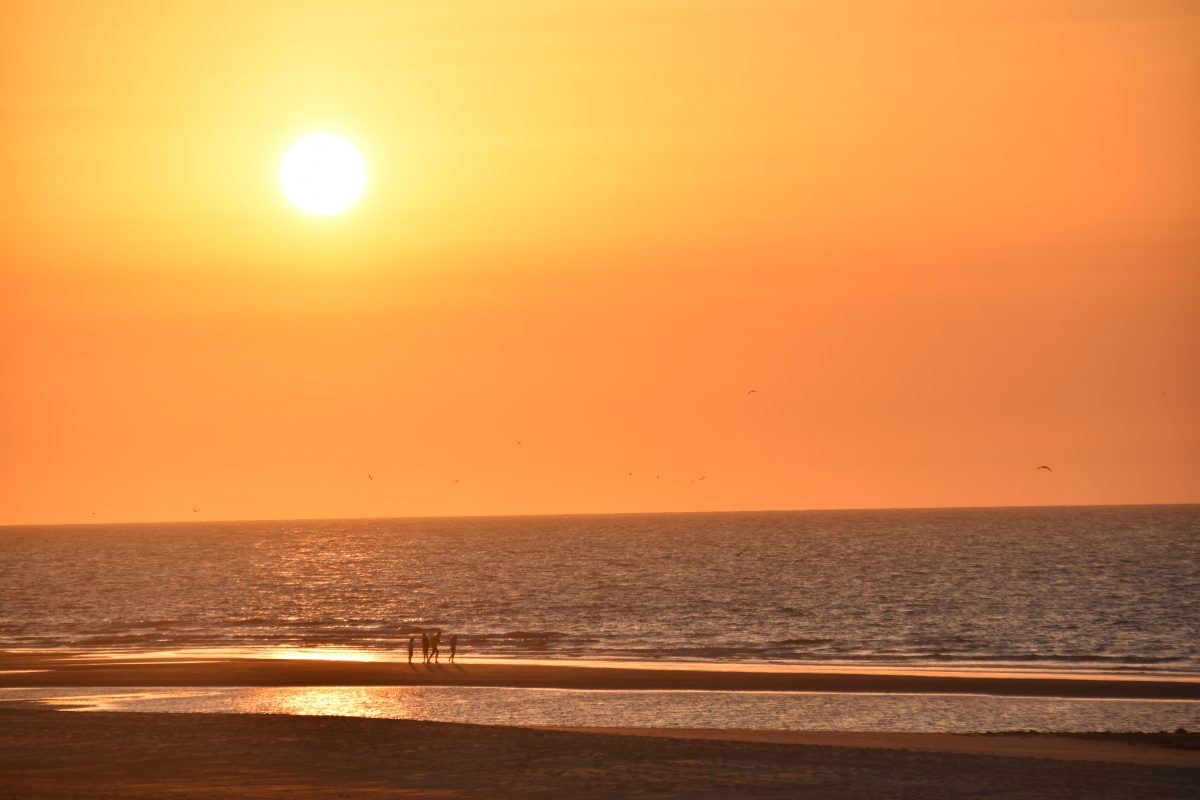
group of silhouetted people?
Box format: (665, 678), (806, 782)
(407, 631), (458, 664)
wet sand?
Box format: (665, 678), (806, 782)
(1, 706), (1197, 799)
(541, 727), (1200, 768)
(3, 652), (1197, 798)
(3, 650), (1199, 699)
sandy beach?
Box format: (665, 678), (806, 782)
(3, 650), (1198, 797)
(4, 650), (1199, 699)
(1, 706), (1197, 799)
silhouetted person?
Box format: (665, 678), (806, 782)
(449, 634), (458, 663)
(421, 633), (430, 663)
(407, 637), (414, 663)
(431, 631), (441, 663)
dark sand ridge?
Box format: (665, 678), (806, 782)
(1, 707), (1197, 799)
(541, 727), (1200, 768)
(3, 650), (1200, 699)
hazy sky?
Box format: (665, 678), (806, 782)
(2, 1), (1197, 524)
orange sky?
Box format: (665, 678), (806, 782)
(2, 1), (1197, 524)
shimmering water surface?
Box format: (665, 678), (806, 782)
(1, 506), (1197, 675)
(3, 686), (1198, 733)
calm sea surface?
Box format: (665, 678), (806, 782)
(1, 506), (1197, 676)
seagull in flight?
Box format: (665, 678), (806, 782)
(746, 389), (758, 395)
(1036, 465), (1053, 472)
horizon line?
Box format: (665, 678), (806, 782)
(3, 501), (1198, 529)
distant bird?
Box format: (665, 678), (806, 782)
(367, 474), (373, 480)
(1036, 465), (1053, 472)
(746, 389), (758, 395)
(698, 476), (706, 481)
(735, 548), (749, 557)
(192, 508), (199, 513)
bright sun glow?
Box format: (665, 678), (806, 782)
(279, 134), (367, 216)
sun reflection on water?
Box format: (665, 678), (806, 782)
(247, 686), (413, 718)
(62, 646), (396, 664)
(5, 685), (1198, 733)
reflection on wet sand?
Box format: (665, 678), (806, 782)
(5, 685), (1199, 734)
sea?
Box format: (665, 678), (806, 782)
(2, 505), (1197, 677)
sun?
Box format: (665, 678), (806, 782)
(279, 133), (367, 216)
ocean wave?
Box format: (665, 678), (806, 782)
(483, 631), (568, 641)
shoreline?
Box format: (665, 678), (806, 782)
(3, 649), (1199, 699)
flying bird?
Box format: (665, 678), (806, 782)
(746, 389), (758, 395)
(367, 474), (373, 480)
(192, 508), (199, 513)
(1036, 465), (1053, 472)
